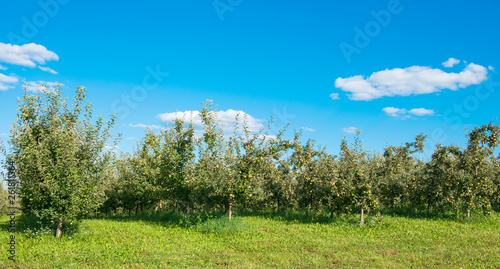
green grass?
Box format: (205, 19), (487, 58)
(0, 211), (499, 268)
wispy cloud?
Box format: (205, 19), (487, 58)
(25, 81), (63, 92)
(0, 73), (19, 91)
(128, 123), (162, 130)
(38, 66), (58, 74)
(408, 108), (435, 116)
(301, 127), (315, 132)
(442, 57), (460, 68)
(0, 43), (59, 68)
(343, 127), (359, 134)
(157, 109), (264, 133)
(0, 65), (7, 70)
(104, 144), (120, 152)
(329, 93), (340, 100)
(335, 62), (488, 101)
(383, 107), (435, 118)
(382, 107), (407, 117)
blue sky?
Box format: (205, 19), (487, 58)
(1, 0), (499, 158)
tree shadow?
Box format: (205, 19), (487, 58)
(91, 208), (385, 228)
(86, 205), (500, 231)
(377, 205), (500, 224)
(233, 209), (378, 227)
(90, 210), (227, 229)
(9, 213), (81, 238)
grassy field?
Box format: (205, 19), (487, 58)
(0, 211), (499, 268)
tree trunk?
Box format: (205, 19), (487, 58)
(228, 200), (233, 221)
(277, 197), (280, 212)
(55, 217), (63, 238)
(467, 208), (471, 218)
(360, 204), (364, 226)
(154, 199), (163, 212)
(427, 200), (431, 215)
(306, 202), (311, 216)
(205, 203), (210, 213)
(136, 205), (139, 215)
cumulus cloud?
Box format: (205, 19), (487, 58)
(38, 66), (58, 74)
(335, 63), (489, 101)
(0, 43), (59, 68)
(442, 58), (460, 67)
(156, 109), (264, 133)
(329, 93), (340, 100)
(343, 127), (359, 134)
(382, 107), (407, 117)
(25, 81), (63, 93)
(383, 107), (435, 118)
(408, 108), (435, 116)
(0, 73), (19, 91)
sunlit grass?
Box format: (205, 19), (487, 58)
(0, 211), (499, 268)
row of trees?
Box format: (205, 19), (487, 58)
(2, 86), (500, 237)
(106, 116), (499, 225)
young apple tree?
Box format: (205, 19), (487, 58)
(6, 85), (117, 237)
(459, 123), (499, 217)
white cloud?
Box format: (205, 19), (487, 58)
(329, 93), (340, 100)
(128, 123), (162, 130)
(157, 109), (264, 133)
(0, 43), (59, 68)
(126, 137), (136, 140)
(0, 73), (19, 91)
(0, 133), (7, 136)
(0, 65), (7, 70)
(408, 108), (435, 116)
(442, 58), (460, 68)
(104, 144), (120, 152)
(343, 127), (359, 134)
(38, 66), (58, 74)
(382, 107), (407, 117)
(335, 63), (489, 101)
(489, 66), (495, 71)
(25, 81), (63, 93)
(301, 127), (315, 132)
(255, 134), (278, 142)
(383, 107), (435, 118)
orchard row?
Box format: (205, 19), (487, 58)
(2, 87), (499, 237)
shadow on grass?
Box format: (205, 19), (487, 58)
(92, 209), (385, 229)
(379, 205), (499, 224)
(85, 205), (500, 233)
(236, 209), (387, 228)
(2, 213), (81, 238)
(90, 211), (252, 234)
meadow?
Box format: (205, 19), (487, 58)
(0, 210), (499, 268)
